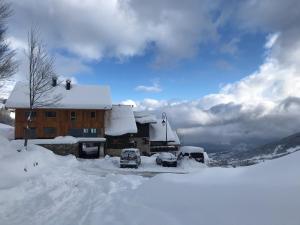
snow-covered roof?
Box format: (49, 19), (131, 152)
(5, 82), (112, 110)
(179, 146), (205, 154)
(150, 120), (180, 145)
(169, 130), (180, 145)
(134, 111), (157, 124)
(105, 105), (137, 136)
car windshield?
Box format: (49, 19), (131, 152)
(121, 150), (136, 158)
(160, 153), (175, 158)
(190, 152), (204, 158)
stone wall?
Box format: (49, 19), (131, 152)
(105, 148), (122, 156)
(38, 143), (80, 157)
(133, 137), (150, 155)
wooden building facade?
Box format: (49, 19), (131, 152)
(14, 108), (106, 139)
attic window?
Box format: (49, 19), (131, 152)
(70, 111), (76, 121)
(90, 111), (96, 118)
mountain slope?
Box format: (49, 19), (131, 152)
(236, 132), (300, 160)
(210, 132), (300, 166)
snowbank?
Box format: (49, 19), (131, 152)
(119, 151), (300, 225)
(0, 123), (14, 140)
(0, 136), (77, 189)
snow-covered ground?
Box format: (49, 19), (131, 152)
(0, 123), (14, 140)
(1, 135), (300, 225)
(79, 155), (206, 176)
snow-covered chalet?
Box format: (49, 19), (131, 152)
(5, 79), (180, 157)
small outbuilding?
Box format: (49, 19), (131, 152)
(105, 105), (137, 156)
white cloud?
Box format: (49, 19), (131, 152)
(127, 23), (300, 148)
(7, 36), (27, 51)
(8, 0), (219, 66)
(120, 99), (137, 107)
(135, 80), (162, 93)
(265, 33), (280, 49)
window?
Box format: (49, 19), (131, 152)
(25, 111), (36, 119)
(90, 111), (96, 118)
(45, 111), (56, 118)
(70, 111), (76, 121)
(44, 127), (56, 136)
(83, 128), (89, 134)
(91, 128), (97, 134)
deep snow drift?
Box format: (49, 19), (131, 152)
(0, 135), (299, 225)
(0, 123), (14, 140)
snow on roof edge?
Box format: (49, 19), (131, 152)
(105, 105), (137, 136)
(5, 82), (113, 110)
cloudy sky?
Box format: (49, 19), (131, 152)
(4, 0), (300, 149)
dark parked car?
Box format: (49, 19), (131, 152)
(120, 148), (141, 169)
(156, 152), (177, 167)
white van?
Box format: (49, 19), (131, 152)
(178, 146), (208, 163)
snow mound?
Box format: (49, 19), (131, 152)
(0, 136), (77, 189)
(0, 123), (14, 140)
(178, 158), (207, 171)
(124, 151), (300, 225)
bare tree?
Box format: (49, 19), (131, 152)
(0, 0), (17, 85)
(24, 29), (61, 148)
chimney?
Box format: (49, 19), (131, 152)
(66, 79), (71, 90)
(52, 76), (57, 87)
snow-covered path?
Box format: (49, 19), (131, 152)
(0, 162), (146, 225)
